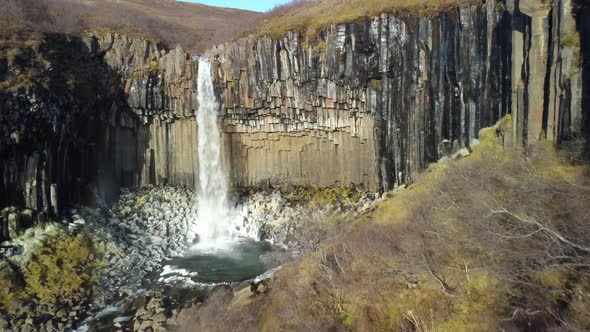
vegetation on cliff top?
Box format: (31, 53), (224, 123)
(0, 0), (263, 53)
(252, 0), (475, 39)
(179, 122), (590, 331)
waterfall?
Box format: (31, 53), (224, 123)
(193, 59), (232, 248)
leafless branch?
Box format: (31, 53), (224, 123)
(487, 208), (590, 253)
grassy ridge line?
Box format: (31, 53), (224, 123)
(252, 0), (477, 39)
(1, 0), (264, 54)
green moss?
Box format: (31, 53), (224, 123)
(497, 114), (512, 132)
(23, 231), (102, 305)
(372, 79), (383, 90)
(136, 195), (148, 209)
(478, 127), (498, 144)
(283, 185), (366, 207)
(570, 278), (590, 330)
(0, 264), (24, 314)
(132, 70), (144, 79)
(562, 33), (580, 48)
(312, 40), (327, 54)
(0, 227), (103, 317)
(336, 303), (354, 329)
(7, 72), (37, 92)
(6, 48), (21, 64)
(22, 39), (42, 52)
(149, 60), (159, 73)
(478, 114), (512, 146)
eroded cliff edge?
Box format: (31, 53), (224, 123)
(1, 0), (588, 215)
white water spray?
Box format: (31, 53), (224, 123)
(194, 59), (233, 248)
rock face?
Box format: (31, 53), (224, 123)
(508, 0), (586, 144)
(1, 0), (589, 212)
(0, 32), (200, 214)
(0, 31), (136, 215)
(90, 33), (200, 189)
(210, 0), (588, 191)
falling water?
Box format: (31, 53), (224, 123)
(194, 59), (232, 248)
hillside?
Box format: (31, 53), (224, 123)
(252, 0), (472, 38)
(0, 0), (263, 53)
(176, 129), (590, 331)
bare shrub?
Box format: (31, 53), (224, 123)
(403, 144), (590, 328)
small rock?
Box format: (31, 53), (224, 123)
(113, 316), (132, 323)
(139, 319), (154, 331)
(56, 309), (67, 318)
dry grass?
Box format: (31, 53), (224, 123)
(252, 0), (475, 39)
(178, 129), (590, 331)
(0, 0), (263, 53)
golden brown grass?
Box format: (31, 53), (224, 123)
(1, 0), (263, 53)
(253, 0), (476, 39)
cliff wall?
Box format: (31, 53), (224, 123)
(210, 0), (587, 190)
(89, 33), (201, 190)
(0, 32), (201, 215)
(91, 0), (590, 194)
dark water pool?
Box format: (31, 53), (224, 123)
(162, 239), (272, 284)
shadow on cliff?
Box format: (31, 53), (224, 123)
(0, 29), (148, 214)
(574, 1), (590, 154)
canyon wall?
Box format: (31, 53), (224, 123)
(0, 32), (135, 215)
(211, 0), (587, 191)
(0, 0), (588, 214)
(92, 33), (200, 190)
(0, 32), (200, 215)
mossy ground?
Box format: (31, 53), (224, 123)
(562, 32), (581, 48)
(0, 226), (103, 318)
(281, 184), (367, 207)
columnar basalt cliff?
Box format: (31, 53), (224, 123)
(210, 0), (587, 191)
(91, 33), (200, 189)
(0, 32), (136, 215)
(0, 32), (199, 216)
(0, 0), (588, 214)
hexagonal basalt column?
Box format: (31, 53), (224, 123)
(524, 1), (551, 143)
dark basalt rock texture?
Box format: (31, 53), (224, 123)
(0, 31), (137, 215)
(0, 31), (200, 215)
(210, 0), (587, 191)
